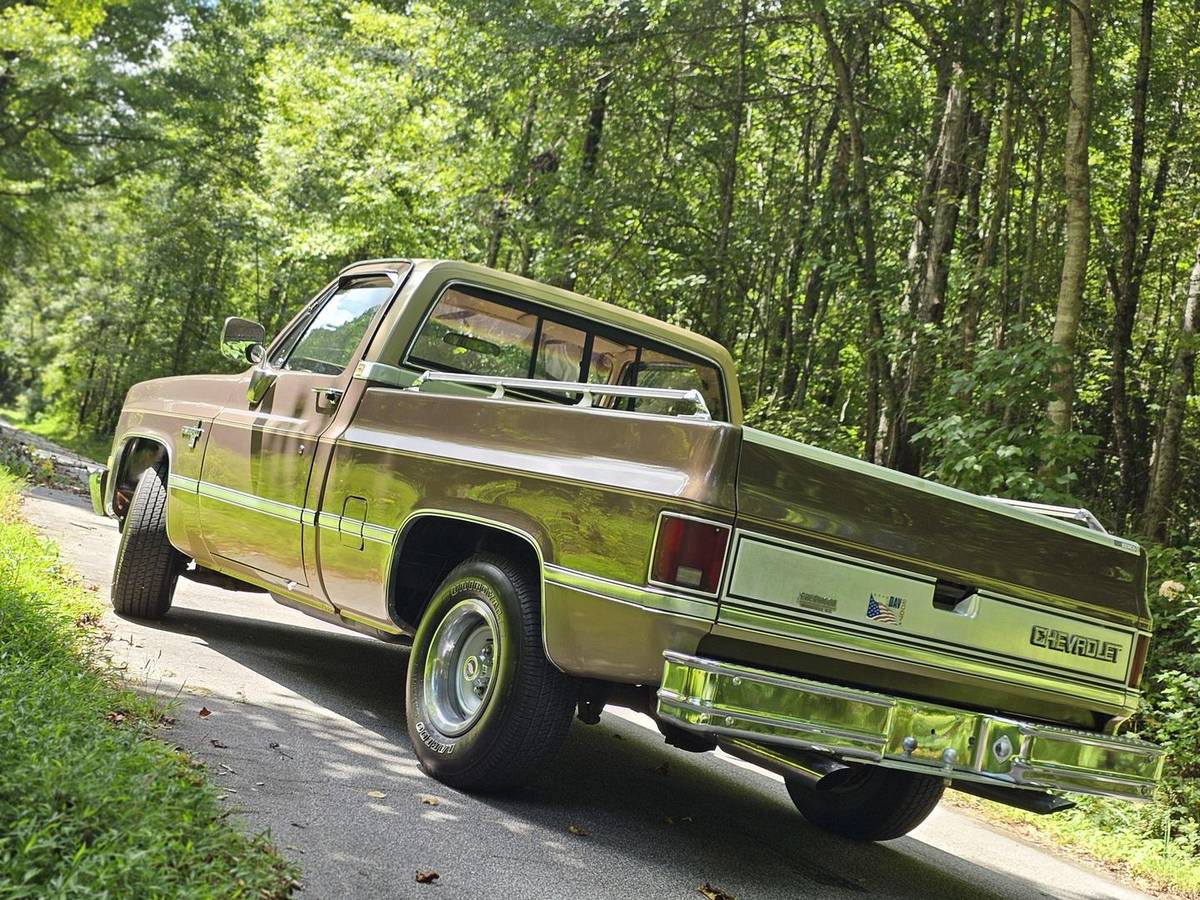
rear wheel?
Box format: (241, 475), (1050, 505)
(405, 553), (575, 791)
(110, 464), (185, 620)
(785, 766), (945, 841)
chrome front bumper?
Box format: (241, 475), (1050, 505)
(657, 652), (1164, 802)
(88, 467), (108, 518)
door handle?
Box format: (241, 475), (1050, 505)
(312, 386), (344, 406)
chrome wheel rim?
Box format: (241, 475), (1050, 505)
(423, 597), (500, 737)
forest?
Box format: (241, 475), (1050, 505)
(3, 0), (1200, 876)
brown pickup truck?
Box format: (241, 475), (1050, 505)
(91, 258), (1164, 841)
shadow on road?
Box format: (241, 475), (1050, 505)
(123, 601), (1095, 900)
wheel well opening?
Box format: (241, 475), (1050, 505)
(391, 516), (541, 630)
(113, 438), (168, 519)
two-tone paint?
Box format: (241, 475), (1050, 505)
(97, 258), (1149, 737)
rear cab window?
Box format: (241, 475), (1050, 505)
(403, 283), (727, 421)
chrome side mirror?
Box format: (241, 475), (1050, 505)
(220, 316), (266, 365)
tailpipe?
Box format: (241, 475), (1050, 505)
(718, 738), (851, 789)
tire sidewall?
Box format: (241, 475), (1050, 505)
(406, 559), (523, 780)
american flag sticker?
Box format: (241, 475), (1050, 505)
(866, 593), (907, 626)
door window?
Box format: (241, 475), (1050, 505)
(282, 275), (394, 375)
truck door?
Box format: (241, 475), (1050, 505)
(198, 274), (398, 586)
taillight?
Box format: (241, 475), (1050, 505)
(1128, 633), (1151, 688)
(650, 514), (730, 594)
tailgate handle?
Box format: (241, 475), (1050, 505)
(933, 580), (978, 616)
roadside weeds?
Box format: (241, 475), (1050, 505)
(947, 792), (1200, 899)
(0, 465), (299, 898)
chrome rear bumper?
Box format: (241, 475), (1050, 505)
(657, 652), (1163, 802)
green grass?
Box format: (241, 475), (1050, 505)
(949, 792), (1200, 898)
(0, 408), (112, 464)
(0, 467), (297, 898)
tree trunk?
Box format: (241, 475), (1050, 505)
(960, 0), (1025, 357)
(887, 62), (969, 473)
(1140, 241), (1200, 541)
(1110, 0), (1154, 525)
(1017, 111), (1048, 325)
(779, 106), (840, 403)
(559, 76), (609, 291)
(1046, 0), (1093, 434)
(813, 4), (888, 461)
(706, 0), (750, 343)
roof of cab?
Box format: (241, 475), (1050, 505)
(341, 257), (743, 423)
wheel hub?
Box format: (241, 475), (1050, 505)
(423, 597), (500, 737)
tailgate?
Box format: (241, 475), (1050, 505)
(722, 428), (1146, 703)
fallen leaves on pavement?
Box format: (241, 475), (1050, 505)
(567, 824), (589, 837)
(415, 871), (439, 884)
(697, 883), (735, 900)
(367, 790), (387, 799)
(210, 739), (228, 749)
(198, 706), (212, 718)
(420, 795), (439, 806)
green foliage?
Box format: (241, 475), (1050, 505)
(3, 0), (1200, 888)
(0, 467), (296, 897)
(911, 330), (1100, 503)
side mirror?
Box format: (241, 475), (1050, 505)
(220, 316), (266, 365)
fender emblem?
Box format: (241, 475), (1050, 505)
(181, 424), (204, 449)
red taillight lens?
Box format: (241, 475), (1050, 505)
(650, 514), (730, 594)
(1128, 633), (1151, 688)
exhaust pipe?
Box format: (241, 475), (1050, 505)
(718, 738), (850, 789)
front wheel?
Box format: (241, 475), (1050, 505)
(110, 464), (185, 620)
(785, 766), (945, 841)
(405, 554), (575, 791)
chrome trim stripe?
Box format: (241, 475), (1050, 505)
(723, 594), (1130, 692)
(716, 606), (1129, 710)
(362, 523), (395, 544)
(183, 477), (398, 541)
(339, 608), (403, 635)
(315, 510), (394, 544)
(198, 481), (306, 524)
(544, 564), (717, 619)
(167, 474), (200, 493)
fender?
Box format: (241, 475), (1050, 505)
(386, 508), (562, 670)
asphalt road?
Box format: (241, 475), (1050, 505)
(21, 485), (1154, 900)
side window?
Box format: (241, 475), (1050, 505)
(625, 349), (725, 419)
(407, 287), (585, 385)
(596, 343), (724, 420)
(588, 335), (637, 387)
(405, 284), (726, 419)
(282, 275), (394, 375)
(534, 320), (585, 382)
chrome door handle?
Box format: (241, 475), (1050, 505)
(312, 387), (343, 406)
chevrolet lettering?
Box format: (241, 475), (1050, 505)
(90, 258), (1165, 842)
(1030, 625), (1122, 663)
